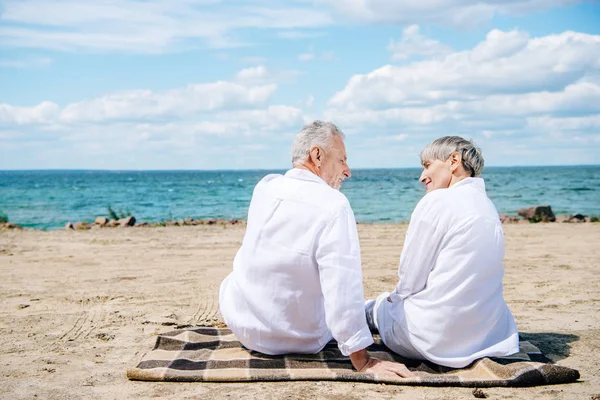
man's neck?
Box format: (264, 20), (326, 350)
(294, 161), (320, 178)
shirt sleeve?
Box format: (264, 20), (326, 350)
(316, 204), (374, 356)
(395, 195), (446, 299)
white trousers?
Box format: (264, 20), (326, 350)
(365, 292), (422, 361)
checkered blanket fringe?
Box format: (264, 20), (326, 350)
(127, 327), (580, 387)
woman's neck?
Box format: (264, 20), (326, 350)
(449, 169), (471, 187)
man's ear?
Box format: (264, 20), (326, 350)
(309, 146), (322, 165)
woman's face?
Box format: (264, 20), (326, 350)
(419, 158), (453, 193)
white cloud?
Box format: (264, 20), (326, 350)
(320, 0), (581, 28)
(0, 128), (28, 140)
(59, 82), (277, 123)
(391, 134), (409, 141)
(388, 25), (453, 60)
(328, 30), (600, 111)
(0, 57), (52, 68)
(277, 30), (325, 39)
(234, 65), (304, 85)
(0, 69), (309, 169)
(0, 101), (59, 124)
(298, 53), (316, 62)
(0, 0), (587, 56)
(216, 105), (304, 133)
(21, 113), (301, 169)
(324, 106), (452, 127)
(325, 28), (600, 161)
(297, 50), (334, 62)
(0, 0), (333, 53)
(470, 29), (530, 62)
(0, 67), (309, 129)
(236, 65), (271, 82)
(527, 114), (600, 131)
(98, 105), (304, 142)
(456, 82), (600, 116)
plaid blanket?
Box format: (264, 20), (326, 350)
(127, 327), (580, 387)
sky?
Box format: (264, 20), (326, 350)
(0, 0), (599, 170)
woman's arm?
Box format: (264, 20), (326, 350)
(395, 197), (446, 298)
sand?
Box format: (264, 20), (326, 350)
(1, 223), (599, 399)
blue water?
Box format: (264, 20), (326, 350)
(1, 166), (599, 230)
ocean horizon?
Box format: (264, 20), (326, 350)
(3, 163), (600, 172)
(1, 165), (599, 230)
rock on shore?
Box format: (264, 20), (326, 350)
(517, 206), (556, 222)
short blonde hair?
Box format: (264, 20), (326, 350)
(420, 136), (484, 177)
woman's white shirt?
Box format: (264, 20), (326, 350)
(390, 177), (519, 368)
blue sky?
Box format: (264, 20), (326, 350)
(1, 0), (599, 170)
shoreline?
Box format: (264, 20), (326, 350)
(1, 212), (598, 231)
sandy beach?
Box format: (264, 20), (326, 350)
(1, 223), (599, 399)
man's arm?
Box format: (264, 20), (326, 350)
(316, 206), (373, 356)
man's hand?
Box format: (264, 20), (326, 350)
(349, 349), (413, 378)
(359, 358), (414, 378)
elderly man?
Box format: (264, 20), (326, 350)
(219, 121), (412, 377)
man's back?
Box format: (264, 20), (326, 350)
(219, 168), (373, 356)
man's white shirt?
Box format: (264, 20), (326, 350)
(219, 168), (373, 356)
(389, 177), (519, 367)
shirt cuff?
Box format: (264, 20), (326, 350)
(337, 325), (374, 356)
(394, 284), (409, 299)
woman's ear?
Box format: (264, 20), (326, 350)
(449, 151), (462, 172)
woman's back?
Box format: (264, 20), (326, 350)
(391, 178), (519, 367)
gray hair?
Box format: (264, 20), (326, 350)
(420, 136), (484, 177)
(291, 121), (345, 165)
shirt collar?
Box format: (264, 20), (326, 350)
(284, 168), (329, 186)
(451, 177), (486, 192)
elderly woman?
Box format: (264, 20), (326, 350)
(366, 136), (519, 368)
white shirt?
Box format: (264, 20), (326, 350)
(219, 168), (374, 356)
(390, 177), (519, 368)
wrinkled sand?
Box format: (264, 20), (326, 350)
(1, 223), (599, 399)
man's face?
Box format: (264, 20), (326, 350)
(320, 135), (351, 190)
(419, 158), (452, 193)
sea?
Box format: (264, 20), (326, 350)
(1, 166), (599, 230)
